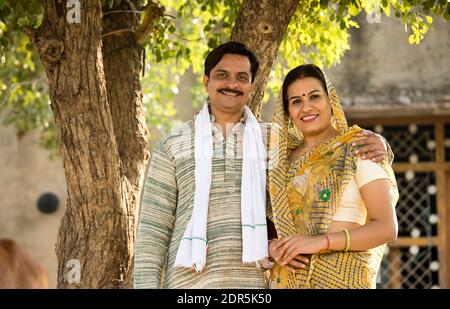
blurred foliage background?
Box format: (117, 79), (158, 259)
(1, 0), (448, 154)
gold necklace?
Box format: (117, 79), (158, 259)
(300, 131), (337, 153)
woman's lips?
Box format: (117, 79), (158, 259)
(301, 114), (319, 123)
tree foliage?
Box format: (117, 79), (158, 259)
(1, 0), (449, 151)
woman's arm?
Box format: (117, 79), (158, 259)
(326, 179), (398, 251)
(273, 178), (397, 266)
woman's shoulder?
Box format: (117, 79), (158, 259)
(355, 158), (390, 188)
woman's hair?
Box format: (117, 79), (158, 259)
(282, 64), (329, 115)
(0, 238), (49, 288)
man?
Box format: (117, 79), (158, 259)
(134, 41), (387, 288)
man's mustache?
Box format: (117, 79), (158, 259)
(218, 88), (244, 96)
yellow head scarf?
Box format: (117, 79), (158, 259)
(268, 65), (398, 288)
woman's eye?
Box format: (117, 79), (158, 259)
(311, 95), (320, 100)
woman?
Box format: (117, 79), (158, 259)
(267, 64), (399, 288)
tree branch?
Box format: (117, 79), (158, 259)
(134, 3), (165, 45)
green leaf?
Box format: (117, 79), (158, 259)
(382, 3), (391, 16)
(408, 34), (415, 44)
(425, 15), (433, 23)
(348, 4), (359, 16)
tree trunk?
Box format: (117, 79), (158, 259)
(101, 0), (149, 287)
(231, 0), (300, 116)
(26, 0), (153, 288)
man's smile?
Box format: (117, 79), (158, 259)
(218, 88), (243, 97)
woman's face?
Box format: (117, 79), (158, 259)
(287, 77), (333, 137)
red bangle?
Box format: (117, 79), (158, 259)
(321, 234), (330, 254)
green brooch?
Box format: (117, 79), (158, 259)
(319, 189), (331, 202)
(295, 208), (301, 215)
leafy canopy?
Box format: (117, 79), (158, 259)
(0, 0), (448, 151)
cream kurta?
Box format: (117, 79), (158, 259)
(134, 113), (270, 288)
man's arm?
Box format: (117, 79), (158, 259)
(134, 141), (177, 288)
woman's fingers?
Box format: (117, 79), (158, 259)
(295, 254), (310, 264)
(288, 255), (309, 267)
(281, 247), (301, 265)
(274, 245), (290, 262)
(276, 238), (298, 262)
(279, 241), (303, 265)
(273, 236), (295, 260)
(271, 236), (291, 250)
(282, 265), (297, 273)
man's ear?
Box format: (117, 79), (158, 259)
(203, 75), (209, 89)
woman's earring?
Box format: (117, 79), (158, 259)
(288, 118), (292, 128)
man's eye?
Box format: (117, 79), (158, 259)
(238, 75), (249, 82)
(216, 73), (226, 78)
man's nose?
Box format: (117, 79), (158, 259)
(224, 76), (240, 88)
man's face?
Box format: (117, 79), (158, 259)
(203, 53), (253, 114)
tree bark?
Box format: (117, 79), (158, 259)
(231, 0), (300, 117)
(101, 0), (149, 287)
(26, 0), (157, 288)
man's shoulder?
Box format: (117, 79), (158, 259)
(154, 120), (194, 154)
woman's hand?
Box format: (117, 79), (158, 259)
(272, 235), (327, 267)
(269, 239), (310, 273)
(353, 130), (387, 163)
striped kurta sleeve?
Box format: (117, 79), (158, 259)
(134, 140), (177, 288)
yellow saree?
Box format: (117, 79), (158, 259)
(268, 69), (399, 288)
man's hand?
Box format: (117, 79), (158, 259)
(353, 130), (387, 163)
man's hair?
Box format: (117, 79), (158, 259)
(204, 41), (259, 82)
(282, 64), (329, 115)
(0, 239), (49, 288)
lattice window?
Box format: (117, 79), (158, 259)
(395, 172), (437, 237)
(356, 119), (450, 289)
(372, 124), (435, 163)
(380, 247), (439, 289)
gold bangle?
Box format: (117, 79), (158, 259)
(343, 228), (350, 252)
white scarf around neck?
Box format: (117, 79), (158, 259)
(174, 103), (268, 272)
